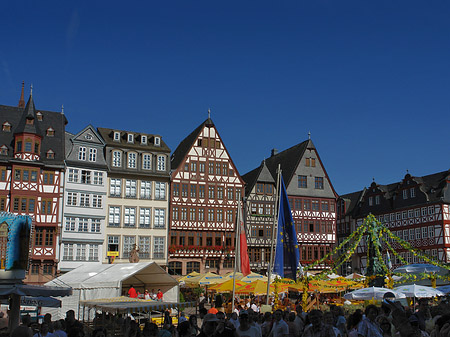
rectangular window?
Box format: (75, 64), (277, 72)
(189, 208), (196, 221)
(142, 154), (151, 170)
(23, 170), (29, 182)
(154, 209), (166, 228)
(209, 162), (214, 174)
(68, 169), (79, 182)
(35, 228), (43, 246)
(190, 184), (197, 198)
(312, 200), (320, 211)
(112, 151), (122, 167)
(422, 226), (428, 238)
(191, 161), (197, 172)
(208, 186), (215, 199)
(41, 200), (52, 214)
(315, 177), (324, 189)
(89, 148), (97, 162)
(227, 187), (234, 200)
(67, 192), (78, 206)
(140, 208), (151, 228)
(125, 179), (137, 198)
(28, 198), (35, 213)
(43, 265), (53, 275)
(199, 185), (205, 198)
(128, 153), (137, 168)
(155, 182), (166, 199)
(88, 244), (99, 261)
(415, 228), (421, 240)
(78, 147), (86, 160)
(80, 193), (89, 207)
(154, 237), (165, 259)
(109, 206), (121, 227)
(140, 181), (152, 199)
(199, 163), (205, 173)
(198, 208), (205, 221)
(172, 183), (180, 197)
(65, 217), (76, 231)
(157, 155), (166, 171)
(110, 178), (122, 197)
(93, 172), (103, 185)
(408, 210), (414, 218)
(369, 197), (373, 206)
(63, 244), (74, 261)
(108, 236), (120, 254)
(375, 195), (380, 205)
(321, 201), (329, 211)
(410, 187), (416, 198)
(303, 200), (311, 210)
(172, 207), (179, 220)
(78, 218), (89, 232)
(298, 175), (307, 188)
(91, 219), (101, 233)
(44, 228), (54, 246)
(30, 170), (37, 182)
(124, 207), (136, 227)
(217, 209), (223, 222)
(208, 209), (214, 221)
(403, 190), (408, 199)
(217, 187), (224, 199)
(429, 226), (435, 238)
(139, 236), (151, 259)
(123, 236), (136, 258)
(181, 184), (188, 197)
(92, 195), (102, 208)
(81, 170), (91, 184)
(181, 208), (187, 220)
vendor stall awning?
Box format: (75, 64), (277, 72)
(0, 284), (72, 297)
(80, 296), (196, 314)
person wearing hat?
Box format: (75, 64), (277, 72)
(198, 314), (220, 337)
(236, 311), (261, 337)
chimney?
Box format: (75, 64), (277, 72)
(18, 81), (25, 108)
(271, 149), (278, 157)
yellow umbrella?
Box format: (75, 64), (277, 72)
(178, 271), (201, 283)
(240, 272), (268, 283)
(235, 280), (275, 295)
(184, 272), (223, 286)
(209, 279), (246, 292)
(223, 272), (244, 280)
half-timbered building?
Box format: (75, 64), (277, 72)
(338, 170), (450, 273)
(243, 138), (338, 271)
(60, 126), (108, 272)
(0, 84), (66, 284)
(168, 117), (244, 275)
(98, 127), (170, 266)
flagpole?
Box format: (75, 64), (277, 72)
(231, 200), (241, 312)
(266, 164), (281, 305)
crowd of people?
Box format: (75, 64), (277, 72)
(8, 296), (450, 337)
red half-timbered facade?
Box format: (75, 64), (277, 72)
(338, 170), (450, 274)
(243, 139), (338, 272)
(168, 117), (244, 276)
(0, 85), (66, 284)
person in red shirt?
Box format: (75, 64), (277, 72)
(128, 285), (138, 298)
(208, 304), (218, 315)
(157, 289), (163, 301)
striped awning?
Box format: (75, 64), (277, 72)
(80, 297), (196, 314)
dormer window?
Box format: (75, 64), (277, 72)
(113, 132), (120, 141)
(46, 150), (55, 159)
(25, 140), (32, 152)
(26, 118), (34, 125)
(0, 145), (7, 155)
(85, 133), (93, 140)
(154, 137), (160, 146)
(127, 134), (134, 143)
(2, 122), (11, 132)
(46, 127), (55, 136)
(36, 112), (43, 121)
(141, 135), (147, 145)
(403, 190), (408, 200)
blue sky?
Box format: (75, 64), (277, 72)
(1, 1), (449, 195)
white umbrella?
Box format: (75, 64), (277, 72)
(393, 264), (445, 274)
(327, 273), (341, 279)
(344, 287), (406, 300)
(345, 273), (365, 280)
(437, 285), (450, 294)
(395, 284), (446, 298)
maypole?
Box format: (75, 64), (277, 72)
(266, 164), (281, 305)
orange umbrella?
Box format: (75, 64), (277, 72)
(235, 280), (275, 295)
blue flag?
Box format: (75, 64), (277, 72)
(273, 176), (300, 281)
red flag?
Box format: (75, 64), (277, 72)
(237, 204), (251, 276)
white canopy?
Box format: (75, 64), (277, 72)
(43, 262), (179, 319)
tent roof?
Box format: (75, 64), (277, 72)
(45, 262), (178, 290)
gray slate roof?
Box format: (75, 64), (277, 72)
(0, 95), (67, 168)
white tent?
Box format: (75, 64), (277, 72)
(43, 262), (179, 319)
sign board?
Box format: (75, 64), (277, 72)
(107, 251), (119, 257)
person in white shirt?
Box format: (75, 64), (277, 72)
(236, 311), (261, 337)
(269, 310), (289, 337)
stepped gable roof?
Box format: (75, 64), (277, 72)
(0, 102), (66, 167)
(97, 127), (170, 153)
(242, 160), (275, 196)
(170, 118), (212, 170)
(264, 139), (310, 184)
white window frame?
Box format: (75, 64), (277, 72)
(67, 192), (78, 206)
(63, 244), (74, 261)
(91, 219), (101, 233)
(139, 208), (151, 228)
(89, 148), (97, 162)
(123, 236), (136, 258)
(80, 193), (90, 207)
(92, 195), (102, 208)
(154, 209), (165, 228)
(76, 244), (87, 261)
(128, 152), (137, 169)
(154, 137), (160, 146)
(410, 187), (416, 198)
(93, 172), (103, 185)
(141, 135), (147, 145)
(68, 169), (79, 183)
(112, 151), (122, 167)
(142, 154), (151, 170)
(140, 181), (152, 199)
(403, 189), (408, 199)
(78, 147), (86, 161)
(125, 179), (137, 198)
(155, 182), (166, 200)
(88, 244), (99, 261)
(78, 218), (89, 232)
(153, 237), (165, 259)
(127, 134), (134, 143)
(110, 178), (122, 197)
(109, 206), (121, 227)
(124, 207), (136, 227)
(113, 132), (120, 141)
(157, 155), (166, 171)
(65, 217), (76, 231)
(139, 236), (151, 259)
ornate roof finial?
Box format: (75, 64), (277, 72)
(61, 104), (64, 114)
(208, 108), (211, 119)
(18, 81), (25, 108)
(406, 169), (409, 174)
(30, 83), (33, 96)
(308, 131), (311, 140)
(372, 177), (375, 182)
